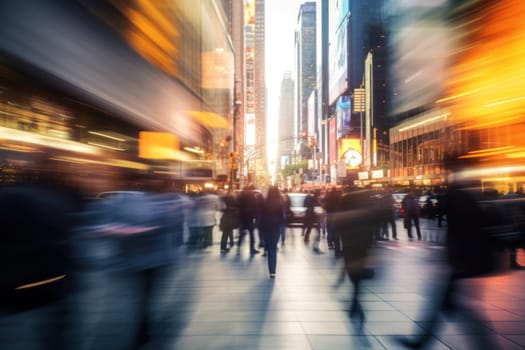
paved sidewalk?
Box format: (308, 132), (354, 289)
(2, 218), (525, 350)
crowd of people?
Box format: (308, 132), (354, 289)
(2, 171), (525, 348)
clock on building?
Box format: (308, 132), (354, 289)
(343, 149), (362, 168)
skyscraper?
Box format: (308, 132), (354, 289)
(254, 0), (266, 183)
(243, 0), (265, 185)
(278, 71), (295, 170)
(294, 2), (317, 159)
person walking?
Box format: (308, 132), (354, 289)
(186, 190), (221, 249)
(259, 186), (287, 278)
(219, 193), (239, 252)
(303, 190), (322, 253)
(333, 187), (383, 329)
(380, 192), (398, 240)
(324, 187), (342, 255)
(237, 186), (260, 254)
(280, 189), (291, 245)
(396, 156), (500, 349)
(402, 192), (422, 240)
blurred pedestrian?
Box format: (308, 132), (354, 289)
(333, 188), (383, 329)
(255, 190), (265, 249)
(380, 192), (398, 240)
(303, 190), (322, 253)
(402, 192), (422, 240)
(280, 189), (291, 245)
(155, 190), (190, 248)
(187, 190), (221, 249)
(219, 193), (239, 252)
(260, 186), (287, 278)
(396, 156), (500, 349)
(237, 186), (260, 254)
(324, 187), (342, 255)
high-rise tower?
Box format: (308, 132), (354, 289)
(254, 0), (266, 184)
(294, 2), (317, 159)
(243, 0), (265, 186)
(277, 71), (295, 170)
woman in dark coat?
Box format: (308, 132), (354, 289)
(260, 186), (287, 278)
(219, 194), (238, 252)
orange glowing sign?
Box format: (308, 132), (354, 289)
(138, 131), (179, 159)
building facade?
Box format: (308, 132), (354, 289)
(277, 71), (295, 170)
(294, 2), (317, 162)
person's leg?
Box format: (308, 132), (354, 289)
(258, 229), (265, 248)
(279, 224), (286, 245)
(220, 229), (230, 251)
(406, 217), (413, 239)
(347, 269), (365, 329)
(188, 227), (199, 248)
(266, 232), (279, 276)
(397, 273), (455, 348)
(312, 225), (322, 252)
(326, 222), (334, 248)
(333, 229), (343, 256)
(237, 227), (246, 248)
(390, 217), (398, 239)
(380, 220), (388, 240)
(304, 220), (313, 242)
(437, 211), (443, 227)
(320, 214), (327, 236)
(228, 229), (235, 248)
(199, 227), (207, 248)
(414, 216), (422, 240)
(248, 227), (258, 253)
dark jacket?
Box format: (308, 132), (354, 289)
(260, 191), (286, 235)
(237, 189), (259, 229)
(219, 195), (239, 230)
(337, 190), (381, 263)
(446, 184), (492, 277)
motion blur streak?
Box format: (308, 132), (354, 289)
(434, 0), (525, 192)
(444, 0), (525, 130)
(0, 0), (201, 140)
(15, 275), (66, 290)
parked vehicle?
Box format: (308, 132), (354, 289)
(95, 191), (146, 200)
(285, 192), (324, 228)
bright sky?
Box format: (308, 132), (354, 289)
(265, 0), (308, 166)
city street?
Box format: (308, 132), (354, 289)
(1, 218), (525, 350)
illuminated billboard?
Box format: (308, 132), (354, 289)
(338, 138), (362, 169)
(328, 0), (349, 104)
(138, 131), (179, 159)
(328, 117), (337, 166)
(245, 0), (255, 25)
(336, 95), (351, 138)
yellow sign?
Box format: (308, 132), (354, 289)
(138, 131), (179, 159)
